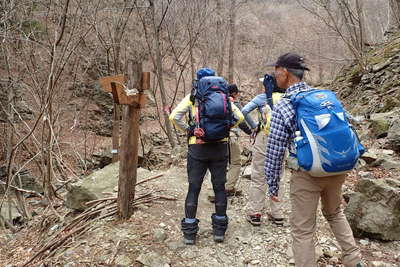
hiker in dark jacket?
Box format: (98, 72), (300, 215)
(169, 68), (244, 245)
(207, 84), (252, 202)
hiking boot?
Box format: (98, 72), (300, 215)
(211, 213), (228, 243)
(213, 235), (225, 243)
(181, 218), (199, 245)
(246, 213), (261, 226)
(183, 236), (196, 245)
(225, 189), (242, 197)
(267, 212), (284, 226)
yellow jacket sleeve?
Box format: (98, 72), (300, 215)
(169, 94), (194, 132)
(231, 102), (244, 128)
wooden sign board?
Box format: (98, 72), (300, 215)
(99, 74), (125, 93)
(111, 83), (147, 106)
(100, 73), (149, 106)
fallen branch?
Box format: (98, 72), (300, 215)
(155, 195), (178, 201)
(85, 197), (116, 206)
(0, 181), (43, 198)
(23, 175), (171, 266)
(136, 173), (164, 186)
(24, 221), (92, 266)
(107, 240), (121, 265)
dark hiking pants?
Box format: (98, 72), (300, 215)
(185, 142), (228, 218)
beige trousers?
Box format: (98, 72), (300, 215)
(226, 136), (241, 191)
(247, 132), (285, 217)
(207, 136), (242, 195)
(290, 170), (361, 267)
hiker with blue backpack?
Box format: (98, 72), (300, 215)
(241, 73), (286, 226)
(169, 68), (244, 245)
(207, 84), (252, 203)
(264, 52), (365, 267)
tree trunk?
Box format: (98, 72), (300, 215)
(355, 0), (367, 50)
(216, 0), (224, 76)
(387, 0), (400, 34)
(155, 35), (176, 148)
(6, 77), (14, 187)
(151, 2), (176, 148)
(188, 27), (195, 82)
(317, 36), (323, 84)
(227, 0), (237, 84)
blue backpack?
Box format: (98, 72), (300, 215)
(291, 89), (365, 177)
(192, 76), (233, 142)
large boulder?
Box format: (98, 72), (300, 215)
(344, 178), (400, 241)
(368, 109), (400, 138)
(360, 148), (400, 170)
(388, 121), (400, 151)
(0, 167), (42, 194)
(368, 112), (393, 138)
(0, 201), (23, 228)
(65, 162), (151, 211)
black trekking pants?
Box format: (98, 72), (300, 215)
(185, 143), (228, 218)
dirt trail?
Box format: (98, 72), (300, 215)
(1, 165), (399, 266)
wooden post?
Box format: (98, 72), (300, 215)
(99, 75), (125, 162)
(112, 104), (120, 162)
(116, 62), (149, 219)
(99, 69), (148, 219)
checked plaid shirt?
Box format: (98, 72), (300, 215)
(264, 81), (313, 196)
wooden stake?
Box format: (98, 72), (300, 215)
(99, 75), (124, 163)
(117, 62), (143, 219)
(112, 103), (120, 163)
(99, 65), (149, 219)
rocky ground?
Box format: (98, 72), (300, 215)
(1, 160), (399, 266)
(2, 16), (400, 267)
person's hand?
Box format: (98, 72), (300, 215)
(187, 125), (195, 136)
(250, 128), (258, 143)
(270, 195), (280, 202)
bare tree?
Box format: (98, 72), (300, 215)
(296, 0), (370, 70)
(387, 0), (400, 34)
(135, 0), (177, 148)
(227, 0), (237, 83)
(0, 0), (101, 225)
(216, 0), (227, 76)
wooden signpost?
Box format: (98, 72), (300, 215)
(99, 63), (149, 219)
(99, 74), (125, 163)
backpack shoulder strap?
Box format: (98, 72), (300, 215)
(266, 91), (273, 110)
(190, 80), (198, 105)
(187, 99), (198, 127)
(227, 95), (233, 126)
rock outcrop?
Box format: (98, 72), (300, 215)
(0, 167), (42, 194)
(344, 178), (400, 241)
(65, 162), (152, 211)
(334, 34), (400, 116)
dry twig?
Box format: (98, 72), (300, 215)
(23, 173), (173, 266)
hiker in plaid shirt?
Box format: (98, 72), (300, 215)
(264, 53), (364, 267)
